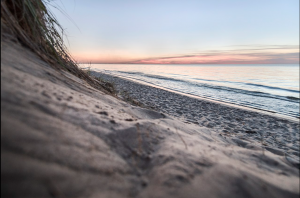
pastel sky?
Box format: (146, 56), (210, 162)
(48, 0), (299, 64)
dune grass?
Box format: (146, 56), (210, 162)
(1, 0), (112, 93)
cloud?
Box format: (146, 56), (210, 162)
(129, 45), (299, 64)
(74, 44), (299, 64)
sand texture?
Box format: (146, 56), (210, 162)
(1, 39), (299, 198)
(91, 72), (300, 160)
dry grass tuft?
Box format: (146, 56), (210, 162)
(1, 0), (111, 94)
(94, 76), (116, 94)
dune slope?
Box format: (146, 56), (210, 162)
(1, 38), (299, 198)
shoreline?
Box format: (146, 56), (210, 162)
(91, 71), (300, 160)
(98, 70), (299, 123)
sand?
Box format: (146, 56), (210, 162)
(91, 72), (300, 160)
(1, 38), (299, 198)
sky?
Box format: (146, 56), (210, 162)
(48, 0), (299, 64)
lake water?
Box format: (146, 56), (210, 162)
(80, 64), (300, 119)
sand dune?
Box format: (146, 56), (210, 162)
(1, 39), (299, 198)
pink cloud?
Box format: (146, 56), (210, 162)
(130, 51), (299, 64)
(73, 45), (299, 64)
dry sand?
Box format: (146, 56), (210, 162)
(1, 38), (299, 198)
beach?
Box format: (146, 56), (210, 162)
(91, 71), (300, 160)
(2, 1), (300, 197)
(86, 64), (300, 119)
(2, 37), (299, 197)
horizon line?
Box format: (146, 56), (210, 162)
(77, 62), (300, 65)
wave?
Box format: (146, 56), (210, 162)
(119, 71), (186, 83)
(192, 77), (299, 94)
(101, 70), (299, 118)
(117, 71), (300, 103)
(244, 82), (299, 93)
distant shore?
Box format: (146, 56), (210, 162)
(91, 71), (300, 161)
